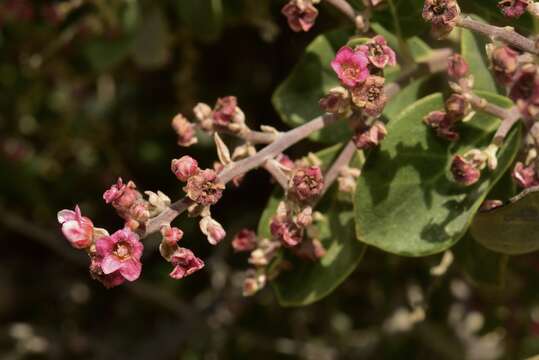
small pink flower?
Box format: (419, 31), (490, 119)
(358, 36), (396, 69)
(232, 229), (257, 252)
(276, 154), (295, 171)
(331, 47), (369, 88)
(512, 162), (538, 188)
(270, 217), (303, 247)
(289, 166), (324, 203)
(451, 155), (481, 186)
(350, 75), (387, 116)
(423, 111), (459, 141)
(57, 205), (94, 249)
(160, 225), (184, 246)
(169, 247), (204, 279)
(319, 87), (351, 114)
(171, 114), (198, 147)
(171, 155), (199, 182)
(422, 0), (460, 38)
(353, 121), (388, 150)
(89, 256), (126, 288)
(498, 0), (529, 18)
(281, 0), (319, 32)
(447, 54), (469, 79)
(184, 169), (225, 206)
(491, 46), (519, 85)
(200, 217), (226, 245)
(95, 228), (143, 282)
(103, 178), (141, 211)
(213, 96), (238, 127)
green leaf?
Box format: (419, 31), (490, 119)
(354, 92), (521, 257)
(460, 25), (498, 93)
(272, 28), (354, 144)
(257, 144), (367, 306)
(371, 0), (429, 38)
(132, 9), (170, 69)
(470, 186), (539, 255)
(176, 0), (223, 42)
(383, 75), (432, 120)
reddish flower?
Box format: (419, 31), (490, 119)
(423, 111), (460, 141)
(169, 247), (204, 279)
(57, 205), (94, 249)
(353, 121), (388, 150)
(509, 67), (539, 118)
(422, 0), (460, 38)
(212, 96), (238, 126)
(171, 114), (197, 147)
(281, 0), (319, 32)
(351, 75), (387, 116)
(445, 94), (470, 119)
(447, 54), (469, 79)
(331, 47), (370, 88)
(89, 256), (126, 288)
(160, 225), (184, 246)
(491, 46), (519, 85)
(243, 270), (266, 296)
(200, 217), (226, 245)
(451, 155), (481, 186)
(270, 217), (303, 247)
(512, 162), (538, 188)
(103, 178), (141, 211)
(498, 0), (529, 18)
(171, 155), (199, 182)
(95, 228), (143, 282)
(232, 229), (257, 252)
(183, 169), (225, 206)
(358, 36), (396, 69)
(319, 87), (351, 114)
(276, 154), (295, 171)
(289, 166), (324, 203)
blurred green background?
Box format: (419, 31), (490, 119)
(2, 0), (539, 359)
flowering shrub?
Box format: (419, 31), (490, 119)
(53, 0), (539, 309)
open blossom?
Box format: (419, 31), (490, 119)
(57, 205), (94, 249)
(103, 178), (141, 211)
(351, 75), (387, 117)
(358, 36), (396, 69)
(319, 87), (351, 114)
(289, 166), (324, 203)
(498, 0), (529, 18)
(171, 114), (197, 147)
(281, 0), (319, 32)
(422, 0), (460, 38)
(512, 162), (538, 188)
(169, 247), (204, 279)
(95, 228), (143, 283)
(184, 169), (225, 206)
(232, 229), (257, 252)
(160, 225), (184, 246)
(200, 216), (226, 245)
(490, 46), (519, 85)
(89, 256), (126, 288)
(270, 203), (304, 247)
(451, 155), (481, 186)
(423, 111), (460, 141)
(447, 54), (469, 79)
(331, 47), (369, 88)
(171, 155), (199, 182)
(509, 66), (539, 118)
(353, 121), (388, 150)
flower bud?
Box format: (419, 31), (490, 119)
(145, 190), (171, 216)
(480, 200), (504, 211)
(171, 114), (198, 147)
(319, 87), (351, 114)
(212, 96), (238, 127)
(451, 155), (481, 186)
(232, 229), (257, 252)
(199, 216), (226, 245)
(357, 35), (396, 69)
(447, 54), (469, 79)
(160, 224), (184, 246)
(130, 200), (150, 223)
(291, 238), (326, 261)
(214, 133), (232, 165)
(270, 217), (303, 247)
(512, 161), (538, 188)
(289, 166), (324, 203)
(281, 0), (319, 33)
(445, 94), (470, 120)
(509, 66), (539, 119)
(422, 0), (460, 38)
(490, 46), (519, 85)
(353, 121), (388, 149)
(57, 205), (94, 249)
(103, 178), (142, 213)
(423, 111), (459, 141)
(242, 269), (266, 296)
(295, 206), (313, 227)
(171, 156), (199, 182)
(193, 102), (213, 131)
(169, 247), (204, 280)
(498, 0), (529, 18)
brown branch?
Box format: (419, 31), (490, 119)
(457, 16), (538, 55)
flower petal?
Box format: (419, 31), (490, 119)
(57, 209), (76, 224)
(120, 259), (142, 281)
(101, 255), (122, 274)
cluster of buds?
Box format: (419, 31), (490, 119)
(281, 0), (320, 33)
(159, 224), (204, 280)
(58, 206), (144, 288)
(451, 145), (499, 186)
(424, 55), (471, 141)
(512, 123), (539, 188)
(337, 166), (362, 194)
(497, 0), (539, 18)
(422, 0), (461, 39)
(322, 35), (396, 150)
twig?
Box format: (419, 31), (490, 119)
(264, 159), (289, 190)
(457, 16), (538, 55)
(322, 140), (357, 195)
(220, 127), (277, 144)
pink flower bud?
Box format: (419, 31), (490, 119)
(242, 269), (266, 296)
(512, 162), (538, 188)
(103, 178), (142, 211)
(331, 46), (370, 88)
(171, 155), (199, 182)
(270, 217), (303, 247)
(319, 87), (351, 114)
(491, 46), (519, 85)
(171, 114), (198, 147)
(357, 35), (397, 69)
(350, 75), (387, 116)
(447, 54), (469, 79)
(232, 229), (257, 252)
(129, 200), (150, 223)
(169, 247), (204, 279)
(95, 228), (143, 283)
(451, 155), (481, 186)
(212, 96), (238, 127)
(423, 111), (460, 141)
(160, 225), (184, 246)
(281, 0), (319, 32)
(200, 217), (226, 245)
(498, 0), (529, 18)
(184, 169), (225, 206)
(289, 166), (324, 203)
(509, 66), (539, 119)
(353, 121), (388, 150)
(57, 205), (94, 249)
(422, 0), (460, 38)
(276, 154), (295, 171)
(445, 94), (470, 120)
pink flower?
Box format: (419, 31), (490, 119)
(350, 75), (387, 116)
(498, 0), (529, 18)
(171, 155), (199, 182)
(171, 114), (197, 147)
(183, 169), (225, 206)
(95, 228), (143, 282)
(423, 111), (460, 141)
(319, 87), (351, 114)
(89, 256), (126, 288)
(451, 155), (481, 186)
(160, 225), (184, 246)
(200, 217), (226, 245)
(270, 217), (303, 247)
(510, 67), (539, 119)
(232, 229), (257, 252)
(289, 166), (324, 203)
(169, 247), (204, 279)
(358, 36), (396, 69)
(512, 162), (538, 188)
(213, 96), (238, 126)
(276, 154), (295, 171)
(103, 178), (141, 210)
(57, 205), (94, 249)
(353, 121), (388, 149)
(281, 0), (319, 32)
(447, 54), (469, 79)
(331, 47), (369, 88)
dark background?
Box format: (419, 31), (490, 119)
(1, 0), (539, 359)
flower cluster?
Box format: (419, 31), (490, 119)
(422, 0), (461, 38)
(281, 0), (320, 33)
(512, 123), (539, 189)
(498, 0), (530, 18)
